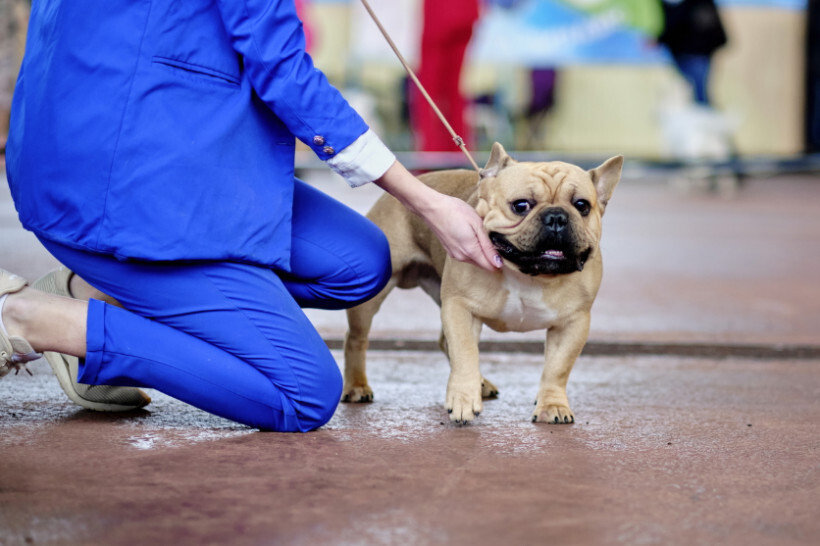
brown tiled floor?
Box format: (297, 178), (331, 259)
(1, 171), (819, 545)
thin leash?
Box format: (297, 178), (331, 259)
(358, 0), (481, 173)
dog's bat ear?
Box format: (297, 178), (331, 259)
(480, 142), (515, 179)
(589, 155), (623, 214)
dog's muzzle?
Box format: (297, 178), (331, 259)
(490, 212), (592, 276)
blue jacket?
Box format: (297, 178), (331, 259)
(6, 0), (370, 271)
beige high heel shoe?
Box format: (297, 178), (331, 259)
(0, 270), (41, 377)
(31, 267), (151, 411)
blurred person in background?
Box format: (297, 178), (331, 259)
(411, 0), (481, 151)
(656, 0), (727, 107)
(411, 0), (525, 152)
(654, 0), (734, 161)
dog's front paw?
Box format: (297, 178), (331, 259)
(446, 384), (483, 424)
(532, 401), (575, 424)
(341, 384), (374, 403)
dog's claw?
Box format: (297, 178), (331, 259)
(340, 386), (374, 404)
(480, 378), (500, 399)
(532, 402), (575, 425)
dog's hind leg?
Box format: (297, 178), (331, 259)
(342, 278), (397, 403)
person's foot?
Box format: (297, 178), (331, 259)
(31, 268), (151, 411)
(0, 270), (40, 377)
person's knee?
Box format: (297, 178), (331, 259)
(348, 226), (391, 305)
(292, 354), (343, 432)
(308, 224), (391, 310)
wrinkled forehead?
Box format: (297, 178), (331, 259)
(493, 161), (593, 201)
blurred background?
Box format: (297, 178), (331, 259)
(0, 0), (816, 169)
(294, 0), (810, 167)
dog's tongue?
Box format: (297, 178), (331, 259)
(542, 249), (565, 260)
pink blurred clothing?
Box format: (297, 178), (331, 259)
(412, 0), (481, 152)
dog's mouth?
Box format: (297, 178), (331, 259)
(541, 249), (566, 260)
(490, 233), (591, 276)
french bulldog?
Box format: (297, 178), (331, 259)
(342, 142), (622, 424)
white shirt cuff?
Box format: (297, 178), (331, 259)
(326, 129), (396, 188)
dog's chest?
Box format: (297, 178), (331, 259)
(493, 274), (558, 332)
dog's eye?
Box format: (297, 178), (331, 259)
(573, 199), (591, 216)
(510, 199), (534, 215)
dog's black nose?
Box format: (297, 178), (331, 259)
(542, 209), (568, 233)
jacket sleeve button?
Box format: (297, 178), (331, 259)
(313, 136), (325, 146)
(322, 146), (335, 155)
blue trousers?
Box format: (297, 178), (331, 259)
(40, 180), (391, 432)
(671, 53), (712, 106)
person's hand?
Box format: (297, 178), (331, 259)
(418, 191), (502, 272)
(374, 162), (503, 273)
